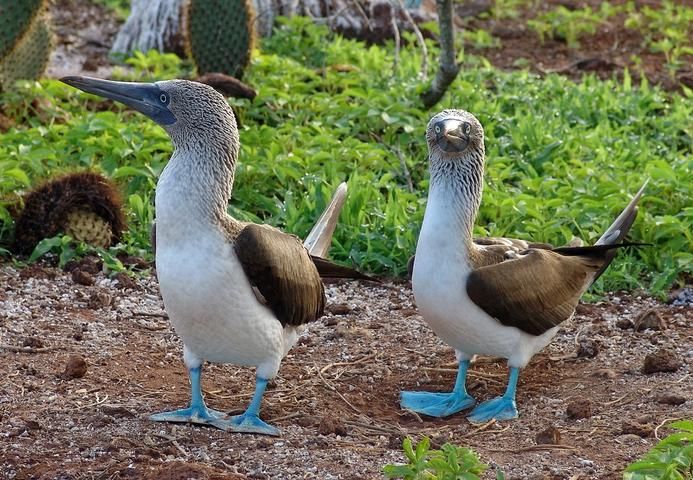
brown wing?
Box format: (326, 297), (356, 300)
(234, 224), (325, 327)
(466, 249), (601, 336)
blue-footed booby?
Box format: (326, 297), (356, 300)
(61, 76), (369, 436)
(401, 109), (647, 423)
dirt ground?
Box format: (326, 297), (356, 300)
(0, 262), (691, 479)
(1, 1), (691, 479)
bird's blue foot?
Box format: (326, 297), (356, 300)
(400, 390), (476, 417)
(467, 395), (518, 423)
(228, 412), (280, 436)
(149, 405), (231, 430)
(400, 359), (475, 417)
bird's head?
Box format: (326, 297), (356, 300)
(425, 109), (484, 158)
(60, 76), (237, 148)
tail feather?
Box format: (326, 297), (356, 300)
(310, 255), (378, 282)
(591, 180), (648, 282)
(303, 182), (348, 257)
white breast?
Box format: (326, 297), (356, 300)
(154, 161), (292, 379)
(412, 186), (559, 368)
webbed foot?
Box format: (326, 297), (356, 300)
(400, 390), (476, 417)
(467, 395), (518, 423)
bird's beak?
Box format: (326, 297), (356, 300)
(434, 118), (469, 152)
(61, 75), (176, 126)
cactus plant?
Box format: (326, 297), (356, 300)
(0, 17), (52, 90)
(0, 0), (46, 60)
(13, 173), (126, 254)
(184, 0), (256, 79)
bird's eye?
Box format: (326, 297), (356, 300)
(434, 125), (441, 134)
(463, 123), (471, 134)
(160, 93), (168, 103)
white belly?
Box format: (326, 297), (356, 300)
(412, 256), (558, 367)
(156, 230), (290, 379)
(412, 185), (559, 368)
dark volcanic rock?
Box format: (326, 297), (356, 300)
(566, 398), (592, 419)
(642, 349), (682, 374)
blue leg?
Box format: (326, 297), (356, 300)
(149, 366), (230, 429)
(228, 377), (280, 436)
(400, 360), (476, 417)
(467, 367), (520, 423)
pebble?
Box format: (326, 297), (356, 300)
(535, 426), (561, 445)
(71, 269), (95, 286)
(642, 349), (683, 374)
(566, 398), (592, 419)
(655, 393), (687, 405)
(61, 355), (88, 379)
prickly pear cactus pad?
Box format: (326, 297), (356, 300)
(0, 0), (46, 60)
(0, 17), (51, 89)
(185, 0), (256, 79)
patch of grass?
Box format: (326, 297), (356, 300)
(527, 3), (621, 48)
(383, 437), (500, 480)
(625, 1), (693, 77)
(0, 17), (690, 294)
(624, 420), (693, 480)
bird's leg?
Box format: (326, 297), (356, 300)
(467, 366), (520, 423)
(228, 376), (280, 436)
(399, 359), (476, 417)
(149, 365), (230, 429)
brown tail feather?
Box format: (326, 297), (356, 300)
(310, 255), (378, 282)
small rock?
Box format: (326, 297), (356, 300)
(88, 290), (112, 309)
(71, 269), (95, 286)
(22, 337), (44, 349)
(24, 419), (40, 430)
(296, 416), (316, 428)
(535, 426), (561, 445)
(621, 419), (653, 438)
(114, 272), (136, 290)
(324, 317), (339, 327)
(577, 338), (600, 358)
(615, 318), (633, 330)
(634, 309), (666, 331)
(100, 405), (135, 418)
(327, 303), (351, 315)
(317, 417), (347, 436)
(642, 349), (682, 374)
(61, 355), (88, 379)
(566, 398), (592, 419)
(592, 368), (617, 379)
(616, 433), (645, 445)
(655, 393), (687, 406)
(387, 435), (403, 450)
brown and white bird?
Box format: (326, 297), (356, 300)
(401, 109), (647, 423)
(61, 76), (368, 436)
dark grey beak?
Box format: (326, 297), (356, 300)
(61, 76), (176, 126)
(434, 118), (470, 152)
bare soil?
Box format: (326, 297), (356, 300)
(3, 1), (691, 479)
(1, 263), (691, 479)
